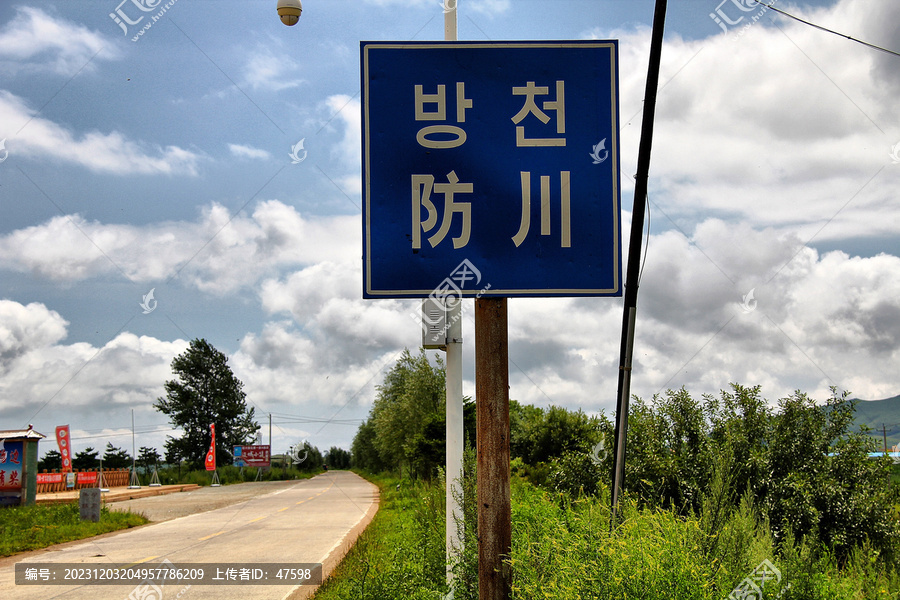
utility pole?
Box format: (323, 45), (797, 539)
(883, 423), (889, 453)
(610, 0), (668, 522)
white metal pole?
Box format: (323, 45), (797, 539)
(443, 7), (463, 594)
(446, 300), (463, 588)
(128, 408), (141, 488)
(445, 0), (457, 41)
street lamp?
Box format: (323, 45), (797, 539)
(277, 0), (302, 26)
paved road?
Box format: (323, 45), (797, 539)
(0, 471), (378, 600)
(110, 480), (301, 522)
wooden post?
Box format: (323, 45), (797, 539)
(475, 298), (511, 600)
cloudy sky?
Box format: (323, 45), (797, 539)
(1, 0), (898, 462)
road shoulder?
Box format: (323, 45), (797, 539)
(285, 473), (380, 600)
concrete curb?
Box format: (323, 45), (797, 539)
(36, 484), (202, 505)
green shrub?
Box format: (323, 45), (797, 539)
(548, 450), (604, 498)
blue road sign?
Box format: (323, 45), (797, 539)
(361, 41), (621, 298)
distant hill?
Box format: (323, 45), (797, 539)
(845, 395), (900, 450)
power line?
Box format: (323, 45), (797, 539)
(271, 417), (362, 426)
(754, 1), (900, 58)
(71, 426), (178, 441)
(76, 423), (172, 435)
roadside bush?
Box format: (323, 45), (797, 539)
(761, 390), (900, 564)
(548, 450), (604, 498)
(624, 385), (900, 567)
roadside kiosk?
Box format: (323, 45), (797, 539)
(0, 426), (45, 507)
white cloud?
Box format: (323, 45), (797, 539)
(0, 300), (186, 420)
(321, 94), (362, 197)
(233, 320), (402, 415)
(0, 7), (116, 76)
(248, 217), (900, 411)
(241, 42), (305, 92)
(324, 94), (360, 168)
(0, 200), (359, 293)
(0, 91), (202, 175)
(599, 1), (900, 243)
(468, 0), (511, 17)
(0, 300), (68, 368)
(228, 143), (271, 160)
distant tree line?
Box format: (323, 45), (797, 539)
(351, 350), (900, 566)
(351, 348), (602, 480)
(37, 442), (153, 471)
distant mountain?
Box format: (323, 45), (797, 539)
(845, 395), (900, 450)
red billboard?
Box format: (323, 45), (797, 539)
(77, 472), (98, 485)
(37, 473), (64, 485)
(233, 445), (270, 468)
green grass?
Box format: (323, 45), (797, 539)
(311, 471), (449, 600)
(312, 471), (900, 600)
(0, 502), (148, 557)
(153, 464), (323, 486)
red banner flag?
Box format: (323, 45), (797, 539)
(55, 425), (72, 473)
(205, 424), (216, 471)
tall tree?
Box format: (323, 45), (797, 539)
(37, 449), (62, 472)
(137, 446), (162, 472)
(154, 338), (259, 469)
(351, 418), (388, 473)
(103, 442), (133, 469)
(325, 446), (352, 469)
(72, 447), (99, 470)
(371, 348), (445, 476)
